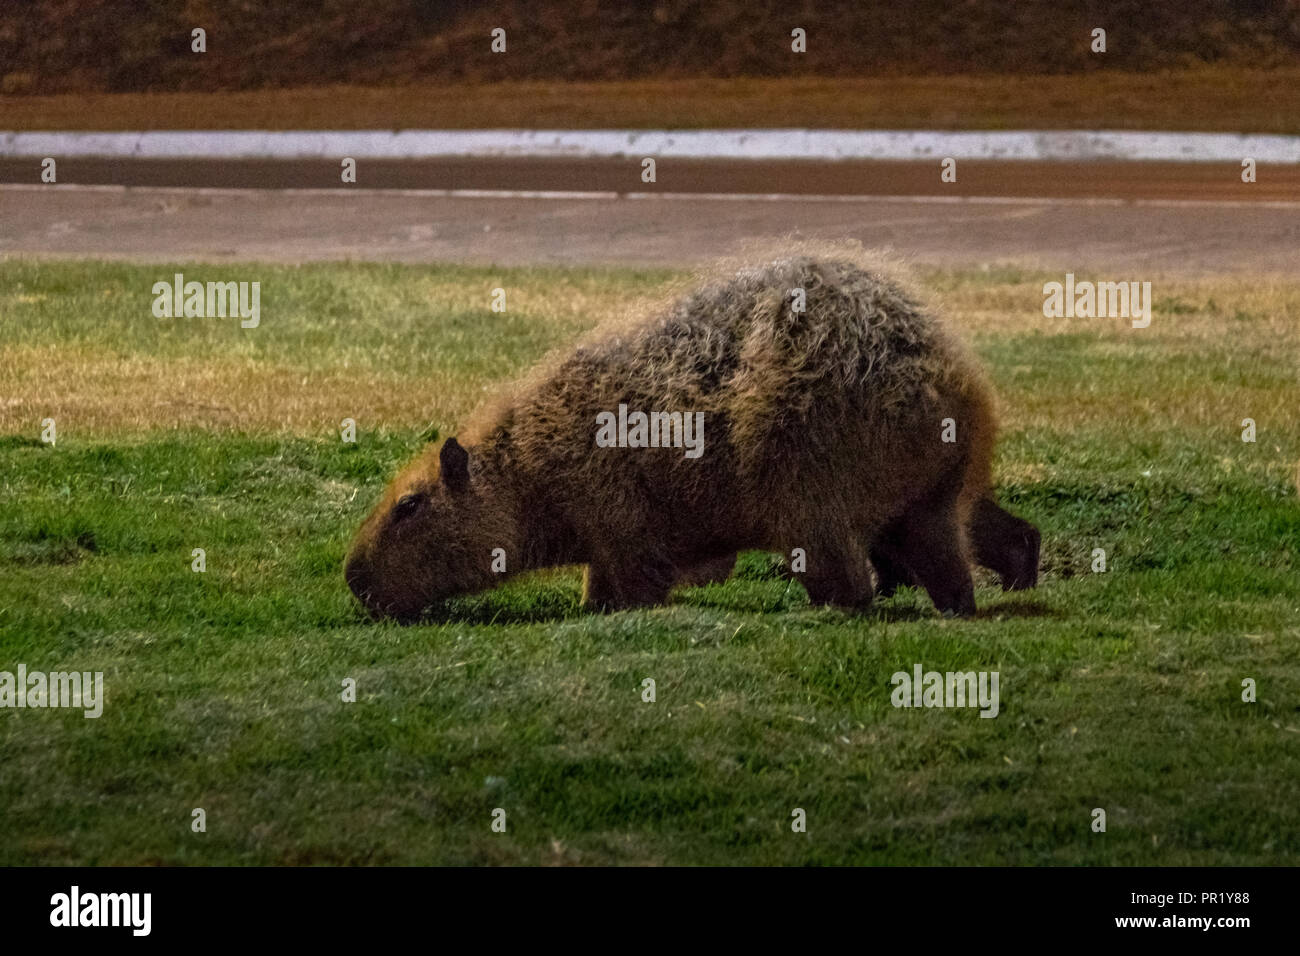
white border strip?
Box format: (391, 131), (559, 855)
(10, 182), (1300, 210)
(2, 129), (1298, 162)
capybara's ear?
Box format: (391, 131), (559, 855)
(439, 437), (470, 490)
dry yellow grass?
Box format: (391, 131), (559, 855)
(944, 274), (1300, 441)
(2, 266), (1296, 469)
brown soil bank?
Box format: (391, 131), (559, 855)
(6, 71), (1299, 133)
(4, 0), (1300, 95)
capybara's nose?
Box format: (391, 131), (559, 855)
(344, 553), (375, 607)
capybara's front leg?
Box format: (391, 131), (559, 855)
(582, 552), (675, 611)
(970, 496), (1041, 591)
(800, 538), (876, 611)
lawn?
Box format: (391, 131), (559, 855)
(0, 259), (1297, 865)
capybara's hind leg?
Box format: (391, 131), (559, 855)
(800, 538), (876, 611)
(875, 497), (976, 617)
(583, 551), (675, 611)
(971, 497), (1041, 591)
(675, 553), (737, 588)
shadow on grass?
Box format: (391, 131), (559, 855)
(0, 434), (50, 450)
(347, 575), (1058, 627)
(418, 583), (586, 626)
(973, 597), (1060, 620)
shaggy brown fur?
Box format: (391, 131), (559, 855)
(345, 254), (1038, 620)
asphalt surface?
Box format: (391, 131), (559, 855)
(2, 159), (1297, 272)
(5, 157), (1300, 199)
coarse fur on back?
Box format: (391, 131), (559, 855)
(345, 244), (1032, 620)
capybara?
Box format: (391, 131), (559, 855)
(345, 254), (1039, 620)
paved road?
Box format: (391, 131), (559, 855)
(2, 159), (1296, 272)
(5, 157), (1299, 199)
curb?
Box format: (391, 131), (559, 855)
(2, 129), (1298, 162)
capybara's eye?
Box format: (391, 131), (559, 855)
(391, 493), (425, 522)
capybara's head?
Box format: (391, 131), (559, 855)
(345, 438), (512, 621)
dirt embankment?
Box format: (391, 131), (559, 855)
(3, 0), (1299, 95)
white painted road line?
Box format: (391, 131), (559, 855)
(6, 182), (1300, 210)
(3, 129), (1300, 163)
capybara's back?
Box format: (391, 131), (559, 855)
(346, 255), (1008, 620)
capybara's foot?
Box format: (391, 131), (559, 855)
(940, 585), (978, 618)
(803, 579), (878, 611)
(582, 557), (673, 611)
(674, 553), (738, 588)
(875, 493), (976, 617)
(869, 547), (917, 598)
(970, 496), (1041, 591)
(800, 540), (876, 611)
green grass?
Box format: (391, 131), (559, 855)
(1, 260), (1298, 865)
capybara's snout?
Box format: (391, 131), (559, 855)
(343, 549), (375, 610)
(343, 545), (424, 622)
(343, 548), (391, 619)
